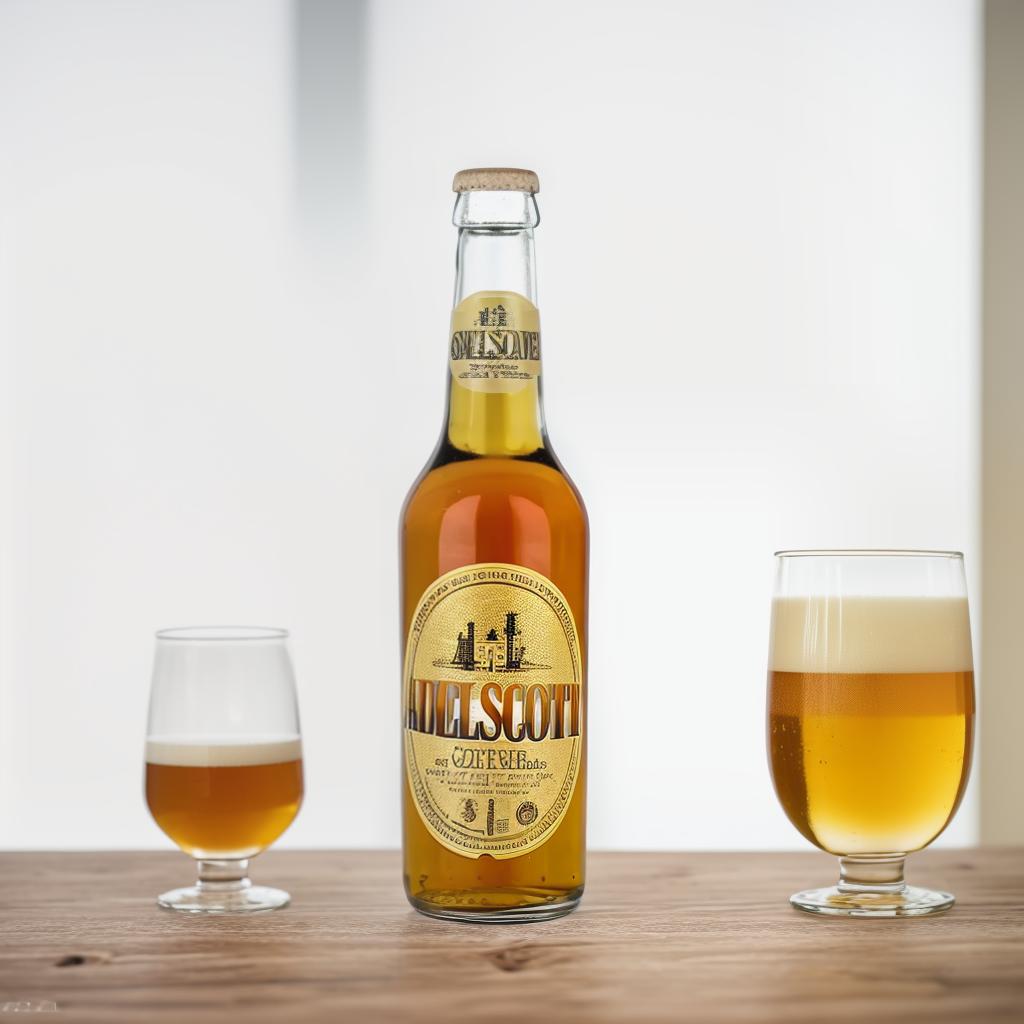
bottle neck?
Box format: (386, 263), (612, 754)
(446, 191), (546, 456)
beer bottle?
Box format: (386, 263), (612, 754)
(400, 168), (588, 921)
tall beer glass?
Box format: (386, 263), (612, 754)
(145, 627), (304, 913)
(768, 551), (974, 917)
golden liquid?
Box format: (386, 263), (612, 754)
(401, 454), (587, 914)
(146, 754), (303, 859)
(768, 671), (974, 855)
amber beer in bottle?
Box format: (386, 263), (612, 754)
(400, 168), (587, 921)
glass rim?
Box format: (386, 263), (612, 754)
(155, 626), (290, 642)
(774, 548), (964, 559)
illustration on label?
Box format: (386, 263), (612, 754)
(449, 291), (541, 394)
(403, 564), (582, 859)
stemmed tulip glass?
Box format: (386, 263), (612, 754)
(145, 627), (304, 913)
(767, 551), (975, 917)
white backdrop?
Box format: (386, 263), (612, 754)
(0, 0), (979, 850)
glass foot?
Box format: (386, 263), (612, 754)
(158, 883), (290, 914)
(158, 860), (289, 914)
(790, 884), (954, 918)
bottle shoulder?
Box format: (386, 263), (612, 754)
(401, 447), (587, 528)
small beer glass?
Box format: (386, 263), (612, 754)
(145, 627), (304, 913)
(767, 551), (975, 916)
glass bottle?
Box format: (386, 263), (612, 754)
(400, 168), (588, 921)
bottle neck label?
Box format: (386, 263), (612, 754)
(449, 290), (541, 394)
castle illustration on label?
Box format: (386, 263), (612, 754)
(446, 612), (537, 673)
(472, 303), (509, 328)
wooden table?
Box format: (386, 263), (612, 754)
(1, 850), (1021, 1022)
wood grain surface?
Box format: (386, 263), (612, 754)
(0, 849), (1021, 1022)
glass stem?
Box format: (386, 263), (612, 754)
(837, 855), (907, 894)
(196, 859), (251, 895)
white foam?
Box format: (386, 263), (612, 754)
(145, 735), (303, 767)
(770, 596), (973, 674)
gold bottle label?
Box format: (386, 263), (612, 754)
(403, 563), (582, 859)
(449, 291), (541, 394)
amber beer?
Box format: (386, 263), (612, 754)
(768, 596), (974, 855)
(400, 169), (587, 921)
(145, 737), (303, 859)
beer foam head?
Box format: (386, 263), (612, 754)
(770, 596), (973, 674)
(145, 735), (302, 767)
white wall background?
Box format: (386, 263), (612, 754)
(0, 0), (979, 851)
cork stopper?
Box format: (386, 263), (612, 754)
(453, 167), (540, 194)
